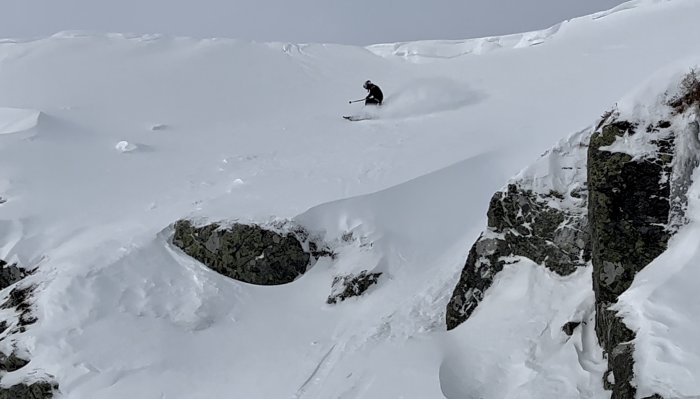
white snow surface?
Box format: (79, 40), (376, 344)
(0, 0), (700, 397)
(0, 107), (40, 135)
(616, 191), (700, 398)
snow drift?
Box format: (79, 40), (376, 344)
(0, 108), (40, 135)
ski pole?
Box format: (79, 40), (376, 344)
(349, 99), (365, 104)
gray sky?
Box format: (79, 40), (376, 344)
(2, 0), (627, 45)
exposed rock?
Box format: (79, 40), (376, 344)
(172, 220), (313, 285)
(562, 321), (582, 336)
(307, 241), (335, 260)
(327, 271), (382, 304)
(668, 71), (700, 113)
(0, 381), (58, 399)
(0, 351), (29, 372)
(589, 82), (699, 398)
(446, 131), (590, 330)
(0, 260), (27, 291)
(1, 286), (38, 330)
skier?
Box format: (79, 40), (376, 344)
(363, 80), (383, 105)
(343, 80), (384, 121)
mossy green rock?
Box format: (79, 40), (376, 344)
(173, 220), (310, 285)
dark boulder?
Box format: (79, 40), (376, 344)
(0, 260), (27, 291)
(327, 271), (382, 304)
(0, 351), (29, 372)
(172, 220), (312, 285)
(562, 321), (582, 336)
(0, 381), (58, 399)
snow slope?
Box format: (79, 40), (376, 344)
(1, 0), (700, 397)
(0, 107), (40, 135)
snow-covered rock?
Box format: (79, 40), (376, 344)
(114, 141), (137, 153)
(446, 66), (700, 398)
(591, 68), (700, 399)
(327, 271), (382, 304)
(447, 128), (591, 330)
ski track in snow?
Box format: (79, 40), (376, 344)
(0, 0), (700, 397)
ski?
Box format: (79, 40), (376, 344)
(343, 115), (372, 122)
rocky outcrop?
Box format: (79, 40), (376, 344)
(446, 71), (700, 398)
(327, 271), (382, 304)
(2, 286), (39, 330)
(0, 381), (58, 399)
(0, 351), (29, 372)
(589, 73), (700, 398)
(588, 118), (673, 398)
(0, 263), (58, 398)
(446, 131), (590, 330)
(0, 260), (27, 291)
(172, 220), (326, 285)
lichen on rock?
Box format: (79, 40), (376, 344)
(172, 220), (326, 285)
(585, 70), (700, 398)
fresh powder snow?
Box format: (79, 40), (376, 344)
(0, 0), (700, 398)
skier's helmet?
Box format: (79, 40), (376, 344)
(363, 80), (372, 89)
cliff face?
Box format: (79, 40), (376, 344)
(0, 261), (58, 398)
(446, 129), (591, 330)
(589, 72), (700, 398)
(447, 71), (700, 398)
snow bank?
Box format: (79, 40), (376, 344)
(0, 107), (40, 135)
(368, 0), (668, 62)
(616, 205), (700, 398)
(367, 23), (563, 61)
(441, 261), (605, 399)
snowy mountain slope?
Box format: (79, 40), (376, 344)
(0, 0), (700, 398)
(368, 0), (686, 61)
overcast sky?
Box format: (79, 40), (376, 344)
(2, 0), (627, 45)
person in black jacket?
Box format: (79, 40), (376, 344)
(363, 80), (383, 105)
